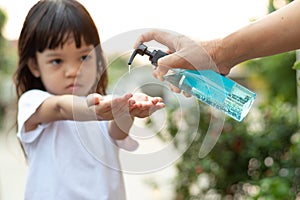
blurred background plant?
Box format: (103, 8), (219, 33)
(0, 8), (17, 130)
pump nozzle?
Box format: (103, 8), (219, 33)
(128, 43), (150, 65)
(128, 43), (168, 67)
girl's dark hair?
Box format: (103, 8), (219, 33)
(14, 0), (108, 99)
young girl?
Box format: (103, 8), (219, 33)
(14, 0), (164, 199)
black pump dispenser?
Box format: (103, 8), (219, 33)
(128, 43), (168, 67)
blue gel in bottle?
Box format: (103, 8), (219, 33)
(163, 69), (256, 121)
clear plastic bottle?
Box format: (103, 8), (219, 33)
(163, 69), (256, 121)
(128, 43), (256, 121)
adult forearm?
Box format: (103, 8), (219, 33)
(216, 0), (300, 69)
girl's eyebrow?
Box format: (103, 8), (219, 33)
(80, 47), (94, 54)
(44, 52), (61, 57)
(43, 46), (94, 57)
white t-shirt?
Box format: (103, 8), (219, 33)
(17, 90), (137, 200)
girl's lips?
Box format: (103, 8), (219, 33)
(67, 82), (80, 88)
(67, 84), (81, 92)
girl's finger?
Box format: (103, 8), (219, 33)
(86, 93), (103, 107)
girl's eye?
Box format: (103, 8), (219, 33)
(81, 55), (92, 62)
(51, 59), (62, 65)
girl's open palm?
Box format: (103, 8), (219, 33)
(129, 93), (165, 118)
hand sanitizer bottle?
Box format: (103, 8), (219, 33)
(128, 43), (256, 121)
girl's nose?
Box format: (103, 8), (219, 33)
(65, 64), (80, 77)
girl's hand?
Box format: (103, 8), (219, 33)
(129, 93), (165, 118)
(86, 93), (133, 120)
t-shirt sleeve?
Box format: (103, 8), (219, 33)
(17, 89), (52, 143)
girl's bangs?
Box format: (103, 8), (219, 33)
(35, 1), (99, 52)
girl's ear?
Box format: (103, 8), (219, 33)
(27, 58), (41, 78)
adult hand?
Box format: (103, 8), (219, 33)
(134, 29), (229, 81)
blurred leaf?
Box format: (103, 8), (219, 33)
(292, 61), (300, 70)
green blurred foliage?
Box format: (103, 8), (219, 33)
(165, 100), (299, 199)
(0, 7), (18, 129)
(0, 8), (16, 75)
(106, 54), (129, 89)
(0, 8), (8, 129)
(268, 0), (294, 12)
(245, 52), (297, 105)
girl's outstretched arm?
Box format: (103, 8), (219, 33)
(24, 93), (133, 132)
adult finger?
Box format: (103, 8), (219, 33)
(158, 53), (193, 70)
(169, 84), (181, 93)
(153, 65), (169, 80)
(134, 29), (177, 52)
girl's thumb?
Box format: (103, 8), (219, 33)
(86, 93), (103, 106)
